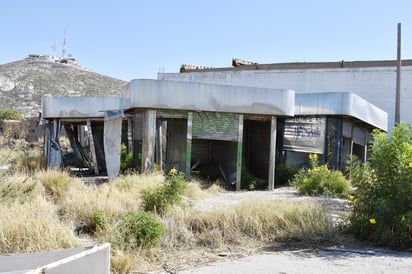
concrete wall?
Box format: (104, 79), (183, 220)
(159, 65), (412, 132)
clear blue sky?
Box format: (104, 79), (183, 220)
(1, 0), (412, 81)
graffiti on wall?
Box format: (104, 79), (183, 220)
(283, 117), (326, 154)
(192, 112), (239, 141)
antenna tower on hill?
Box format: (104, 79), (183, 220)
(61, 30), (66, 59)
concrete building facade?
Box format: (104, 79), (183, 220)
(41, 79), (387, 189)
(158, 60), (412, 133)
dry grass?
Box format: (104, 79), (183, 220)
(162, 200), (335, 250)
(0, 151), (342, 272)
(53, 172), (165, 225)
(120, 199), (336, 272)
(0, 173), (78, 254)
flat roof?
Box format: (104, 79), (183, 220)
(42, 96), (123, 119)
(41, 82), (387, 131)
(294, 92), (388, 131)
(122, 79), (295, 116)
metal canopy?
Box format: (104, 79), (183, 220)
(294, 92), (388, 131)
(122, 79), (295, 116)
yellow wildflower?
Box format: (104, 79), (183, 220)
(409, 162), (412, 168)
(169, 167), (177, 176)
(348, 195), (354, 200)
(369, 218), (376, 225)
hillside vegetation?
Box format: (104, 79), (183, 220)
(0, 56), (126, 117)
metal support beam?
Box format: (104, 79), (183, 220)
(185, 112), (193, 177)
(268, 116), (277, 190)
(235, 114), (244, 191)
(395, 22), (401, 125)
(86, 120), (99, 175)
(142, 110), (156, 173)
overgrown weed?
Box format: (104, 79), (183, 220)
(0, 156), (342, 272)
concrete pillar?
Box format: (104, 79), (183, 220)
(156, 120), (163, 172)
(127, 118), (133, 153)
(185, 112), (193, 176)
(268, 116), (277, 190)
(235, 114), (244, 191)
(142, 110), (156, 173)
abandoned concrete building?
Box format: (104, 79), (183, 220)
(42, 79), (387, 190)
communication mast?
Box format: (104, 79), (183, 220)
(61, 30), (66, 59)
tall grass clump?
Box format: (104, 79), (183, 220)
(162, 200), (335, 250)
(36, 170), (74, 201)
(57, 173), (164, 234)
(0, 174), (78, 254)
(9, 148), (46, 173)
(291, 154), (350, 198)
(0, 174), (40, 204)
(0, 197), (78, 254)
(347, 122), (412, 249)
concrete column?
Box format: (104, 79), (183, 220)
(235, 114), (244, 191)
(142, 110), (156, 173)
(185, 112), (193, 176)
(104, 117), (122, 179)
(127, 118), (133, 153)
(268, 116), (277, 190)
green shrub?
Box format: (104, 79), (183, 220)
(90, 210), (109, 232)
(347, 122), (412, 249)
(141, 168), (187, 214)
(120, 143), (134, 173)
(0, 109), (22, 121)
(291, 154), (350, 198)
(241, 162), (258, 190)
(275, 153), (299, 185)
(118, 211), (165, 249)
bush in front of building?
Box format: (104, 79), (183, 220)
(120, 143), (134, 173)
(118, 211), (165, 250)
(141, 168), (187, 214)
(347, 122), (412, 249)
(291, 154), (350, 198)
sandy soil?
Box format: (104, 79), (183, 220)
(153, 187), (412, 274)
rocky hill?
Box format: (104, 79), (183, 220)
(0, 55), (127, 117)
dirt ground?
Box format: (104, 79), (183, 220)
(152, 187), (412, 274)
(174, 247), (412, 274)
